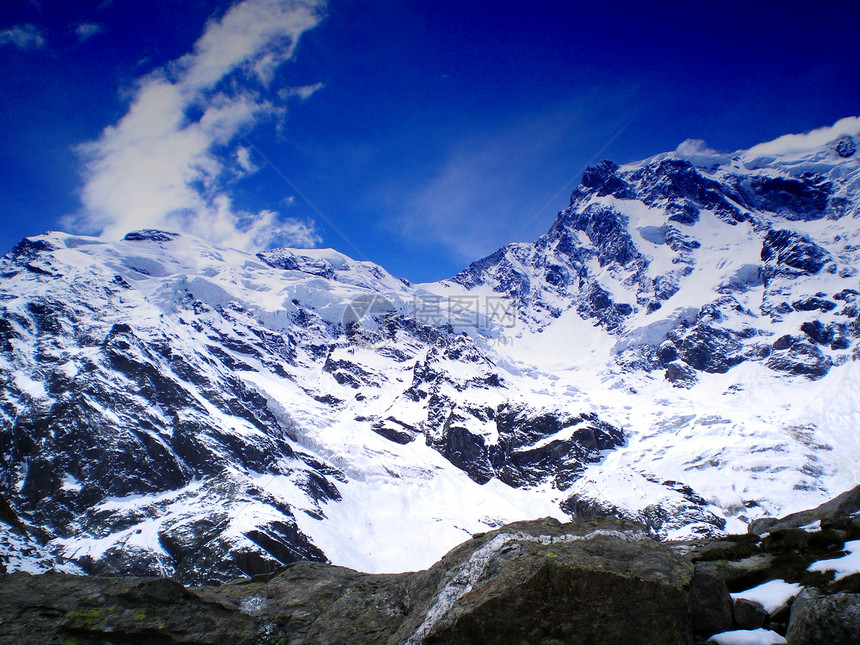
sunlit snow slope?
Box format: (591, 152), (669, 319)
(1, 127), (859, 582)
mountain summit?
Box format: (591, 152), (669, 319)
(1, 128), (859, 583)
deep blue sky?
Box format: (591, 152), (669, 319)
(1, 0), (859, 282)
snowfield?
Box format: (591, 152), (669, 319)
(1, 126), (860, 580)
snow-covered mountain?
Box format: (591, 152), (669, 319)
(1, 128), (859, 583)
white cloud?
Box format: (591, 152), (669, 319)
(748, 116), (860, 157)
(74, 22), (103, 42)
(178, 0), (322, 91)
(68, 0), (326, 252)
(0, 24), (45, 49)
(235, 146), (257, 173)
(280, 82), (324, 100)
(675, 139), (716, 157)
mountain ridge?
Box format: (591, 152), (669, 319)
(1, 125), (859, 583)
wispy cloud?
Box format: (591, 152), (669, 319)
(74, 22), (103, 42)
(280, 82), (324, 101)
(385, 102), (628, 263)
(0, 24), (46, 50)
(675, 139), (717, 157)
(748, 116), (860, 157)
(68, 0), (326, 251)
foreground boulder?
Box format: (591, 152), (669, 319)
(689, 568), (734, 636)
(785, 589), (860, 644)
(394, 518), (693, 644)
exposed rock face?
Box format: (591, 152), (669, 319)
(761, 229), (832, 279)
(692, 484), (860, 643)
(0, 573), (257, 644)
(835, 136), (856, 159)
(733, 596), (769, 629)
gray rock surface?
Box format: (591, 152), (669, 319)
(690, 569), (733, 637)
(732, 597), (768, 629)
(785, 588), (860, 645)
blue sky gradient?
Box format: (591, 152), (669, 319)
(1, 0), (859, 281)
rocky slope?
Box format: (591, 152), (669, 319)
(1, 125), (859, 582)
(0, 231), (621, 582)
(0, 487), (858, 644)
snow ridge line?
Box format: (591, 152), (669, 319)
(405, 528), (649, 644)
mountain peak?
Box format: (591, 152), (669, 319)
(3, 122), (860, 583)
(123, 229), (181, 242)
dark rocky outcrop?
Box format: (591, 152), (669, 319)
(761, 229), (832, 280)
(742, 175), (832, 221)
(765, 338), (832, 379)
(406, 519), (692, 645)
(2, 486), (859, 644)
(0, 573), (256, 644)
(785, 588), (860, 644)
(0, 517), (697, 645)
(747, 484), (860, 536)
(622, 158), (742, 224)
(123, 230), (180, 243)
(835, 136), (856, 159)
